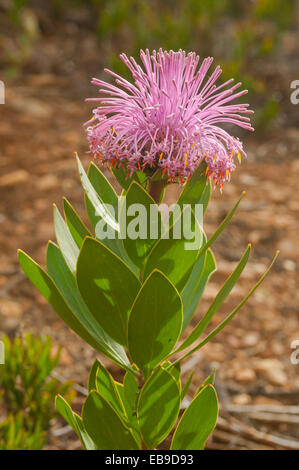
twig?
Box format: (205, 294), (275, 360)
(244, 412), (299, 425)
(223, 404), (299, 415)
(225, 404), (299, 415)
(0, 272), (25, 297)
(211, 429), (273, 450)
(51, 371), (88, 396)
(217, 416), (299, 450)
(227, 383), (299, 398)
(53, 425), (73, 437)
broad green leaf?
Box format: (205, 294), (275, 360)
(177, 162), (211, 217)
(63, 198), (91, 248)
(181, 372), (194, 400)
(80, 158), (124, 259)
(115, 382), (125, 404)
(178, 251), (279, 359)
(171, 385), (218, 450)
(143, 206), (202, 291)
(123, 371), (139, 414)
(77, 155), (127, 262)
(177, 244), (251, 352)
(53, 205), (79, 274)
(82, 391), (140, 450)
(112, 164), (135, 190)
(95, 361), (126, 419)
(122, 371), (141, 443)
(181, 246), (216, 331)
(88, 359), (100, 392)
(46, 242), (129, 368)
(166, 362), (181, 388)
(18, 249), (129, 369)
(121, 181), (162, 269)
(177, 161), (208, 206)
(137, 368), (181, 449)
(55, 395), (96, 450)
(76, 154), (118, 232)
(73, 414), (96, 450)
(82, 161), (138, 273)
(199, 179), (212, 216)
(76, 237), (140, 346)
(88, 162), (119, 217)
(112, 163), (146, 190)
(85, 194), (133, 265)
(196, 369), (216, 395)
(128, 270), (183, 378)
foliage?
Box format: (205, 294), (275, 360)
(18, 156), (278, 449)
(0, 333), (75, 449)
(56, 358), (218, 450)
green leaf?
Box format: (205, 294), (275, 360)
(46, 242), (129, 368)
(18, 249), (129, 369)
(121, 181), (162, 269)
(137, 368), (181, 449)
(196, 369), (216, 395)
(123, 371), (139, 414)
(177, 162), (211, 219)
(112, 163), (146, 190)
(88, 162), (119, 217)
(143, 206), (202, 291)
(73, 414), (96, 450)
(178, 251), (280, 359)
(82, 391), (140, 450)
(178, 161), (208, 206)
(81, 160), (138, 273)
(80, 158), (124, 259)
(177, 244), (251, 352)
(76, 237), (141, 346)
(112, 164), (134, 190)
(53, 205), (79, 274)
(63, 198), (91, 248)
(171, 385), (218, 450)
(77, 155), (119, 232)
(128, 270), (183, 378)
(181, 246), (216, 331)
(88, 359), (100, 392)
(199, 180), (212, 216)
(122, 371), (140, 441)
(166, 362), (181, 388)
(85, 194), (136, 268)
(95, 361), (126, 419)
(55, 395), (96, 450)
(181, 372), (194, 400)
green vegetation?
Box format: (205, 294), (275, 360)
(0, 333), (75, 449)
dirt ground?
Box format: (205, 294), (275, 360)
(0, 18), (298, 450)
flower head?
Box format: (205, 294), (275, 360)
(85, 49), (253, 187)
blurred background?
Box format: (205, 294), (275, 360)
(0, 0), (298, 449)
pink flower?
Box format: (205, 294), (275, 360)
(85, 49), (253, 187)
